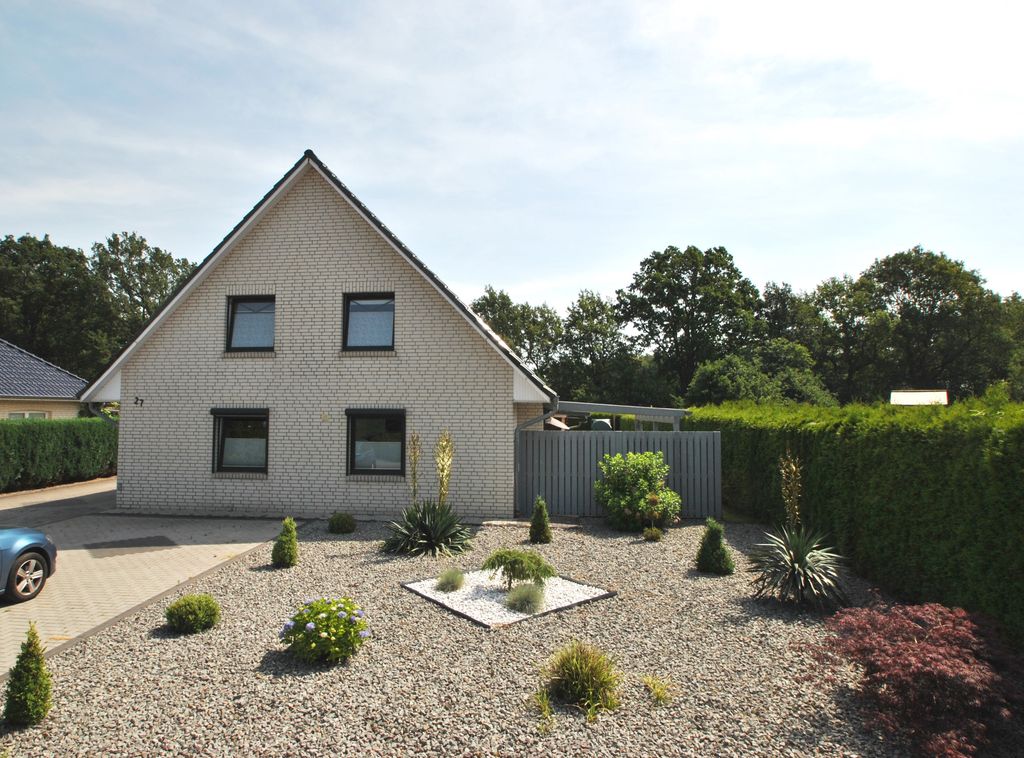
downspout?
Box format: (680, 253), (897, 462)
(513, 397), (558, 517)
(87, 402), (118, 428)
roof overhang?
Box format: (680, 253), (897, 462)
(81, 151), (557, 405)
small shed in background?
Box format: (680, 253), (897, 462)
(890, 390), (949, 406)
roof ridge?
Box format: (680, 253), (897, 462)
(0, 337), (86, 383)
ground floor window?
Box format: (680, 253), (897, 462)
(346, 409), (405, 475)
(6, 411), (49, 419)
(211, 408), (269, 473)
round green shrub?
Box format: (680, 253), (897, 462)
(593, 451), (682, 531)
(328, 512), (356, 534)
(165, 593), (221, 634)
(506, 583), (545, 614)
(272, 516), (299, 568)
(482, 548), (556, 591)
(695, 517), (735, 575)
(3, 622), (51, 726)
(543, 640), (621, 720)
(530, 496), (553, 544)
(435, 568), (465, 593)
(643, 526), (664, 542)
(279, 597), (369, 665)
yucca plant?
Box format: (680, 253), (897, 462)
(749, 525), (846, 609)
(382, 500), (472, 557)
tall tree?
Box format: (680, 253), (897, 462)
(470, 285), (563, 377)
(617, 245), (759, 396)
(0, 234), (115, 379)
(862, 247), (1009, 397)
(90, 232), (195, 345)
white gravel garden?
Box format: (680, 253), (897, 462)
(0, 518), (908, 757)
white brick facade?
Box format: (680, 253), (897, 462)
(112, 166), (548, 521)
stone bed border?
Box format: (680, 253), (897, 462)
(401, 574), (617, 629)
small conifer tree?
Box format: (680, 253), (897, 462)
(695, 517), (735, 575)
(3, 622), (52, 726)
(272, 516), (299, 568)
(530, 495), (553, 544)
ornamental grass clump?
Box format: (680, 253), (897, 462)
(272, 516), (299, 567)
(542, 641), (621, 720)
(695, 517), (734, 574)
(382, 500), (473, 557)
(435, 567), (465, 593)
(280, 597), (370, 665)
(819, 603), (1021, 757)
(529, 495), (552, 544)
(482, 548), (556, 591)
(165, 594), (221, 634)
(643, 526), (663, 542)
(3, 622), (52, 727)
(506, 583), (545, 614)
(327, 512), (356, 534)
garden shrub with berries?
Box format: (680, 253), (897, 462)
(279, 598), (370, 665)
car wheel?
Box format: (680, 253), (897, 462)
(6, 551), (48, 602)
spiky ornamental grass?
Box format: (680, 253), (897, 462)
(506, 583), (545, 614)
(272, 516), (299, 568)
(749, 525), (846, 609)
(382, 500), (473, 557)
(482, 548), (556, 591)
(3, 622), (52, 726)
(543, 641), (621, 720)
(529, 495), (553, 544)
(435, 567), (465, 592)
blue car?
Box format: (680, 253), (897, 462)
(0, 527), (57, 602)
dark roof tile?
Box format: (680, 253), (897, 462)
(0, 339), (86, 399)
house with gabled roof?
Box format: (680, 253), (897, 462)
(0, 338), (86, 419)
(80, 150), (556, 521)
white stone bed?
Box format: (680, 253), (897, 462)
(403, 569), (614, 628)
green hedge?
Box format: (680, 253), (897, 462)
(682, 401), (1024, 644)
(0, 418), (117, 492)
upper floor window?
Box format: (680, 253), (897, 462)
(343, 293), (394, 350)
(227, 296), (275, 351)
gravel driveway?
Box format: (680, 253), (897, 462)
(1, 519), (903, 757)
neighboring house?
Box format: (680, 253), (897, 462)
(80, 150), (556, 521)
(0, 338), (86, 419)
(890, 390), (949, 406)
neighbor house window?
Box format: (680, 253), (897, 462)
(346, 409), (405, 475)
(343, 293), (394, 350)
(227, 296), (275, 351)
(211, 408), (269, 473)
(6, 412), (48, 419)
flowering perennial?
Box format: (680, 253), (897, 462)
(280, 597), (370, 664)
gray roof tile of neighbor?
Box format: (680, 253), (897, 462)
(0, 338), (87, 399)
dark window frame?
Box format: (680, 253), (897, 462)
(342, 292), (395, 351)
(210, 408), (269, 473)
(345, 408), (406, 476)
(225, 295), (276, 352)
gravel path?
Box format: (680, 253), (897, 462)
(1, 520), (905, 757)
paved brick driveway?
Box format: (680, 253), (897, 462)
(1, 479), (281, 673)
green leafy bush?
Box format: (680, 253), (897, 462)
(530, 495), (552, 544)
(642, 526), (663, 542)
(593, 451), (682, 531)
(3, 622), (52, 726)
(542, 641), (621, 720)
(682, 401), (1024, 643)
(272, 517), (299, 568)
(0, 418), (117, 493)
(165, 594), (221, 634)
(327, 512), (356, 534)
(435, 568), (465, 593)
(279, 597), (369, 665)
(750, 526), (846, 609)
(482, 548), (556, 591)
(382, 500), (472, 557)
(695, 517), (734, 575)
(506, 583), (545, 614)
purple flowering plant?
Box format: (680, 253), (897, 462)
(280, 597), (370, 664)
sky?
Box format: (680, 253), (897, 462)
(2, 1), (1022, 312)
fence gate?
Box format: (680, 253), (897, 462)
(516, 431), (721, 519)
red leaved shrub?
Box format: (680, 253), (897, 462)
(822, 603), (1020, 757)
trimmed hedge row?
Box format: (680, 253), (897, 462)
(682, 401), (1024, 644)
(0, 418), (117, 492)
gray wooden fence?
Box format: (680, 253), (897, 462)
(516, 430), (721, 519)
